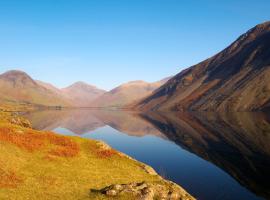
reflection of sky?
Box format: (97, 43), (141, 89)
(53, 127), (77, 136)
(54, 125), (261, 200)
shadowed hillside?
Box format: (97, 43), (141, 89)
(134, 21), (270, 111)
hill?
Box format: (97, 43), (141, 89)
(61, 82), (106, 107)
(0, 70), (70, 107)
(91, 77), (170, 108)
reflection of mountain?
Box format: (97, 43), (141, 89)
(23, 110), (164, 138)
(141, 111), (270, 199)
(23, 110), (70, 130)
(93, 110), (166, 139)
(23, 110), (104, 134)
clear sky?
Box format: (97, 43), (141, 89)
(0, 0), (269, 90)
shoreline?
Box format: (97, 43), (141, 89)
(0, 110), (195, 200)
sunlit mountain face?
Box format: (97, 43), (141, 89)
(23, 110), (270, 200)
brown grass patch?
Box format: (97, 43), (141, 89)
(0, 126), (80, 158)
(49, 146), (79, 157)
(96, 149), (118, 158)
(45, 132), (80, 157)
(0, 127), (45, 152)
(88, 142), (118, 158)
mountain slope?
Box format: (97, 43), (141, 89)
(134, 21), (270, 111)
(91, 77), (170, 108)
(62, 82), (106, 107)
(0, 70), (70, 107)
(36, 80), (63, 96)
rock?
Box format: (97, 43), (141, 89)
(169, 191), (180, 199)
(105, 189), (117, 196)
(137, 182), (148, 190)
(96, 141), (112, 150)
(141, 187), (155, 200)
(113, 184), (123, 190)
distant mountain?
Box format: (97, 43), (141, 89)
(134, 21), (270, 111)
(36, 80), (63, 96)
(0, 70), (69, 107)
(62, 81), (106, 107)
(91, 77), (170, 108)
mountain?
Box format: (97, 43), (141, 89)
(61, 81), (106, 107)
(22, 109), (165, 138)
(91, 77), (170, 108)
(0, 70), (70, 107)
(134, 21), (270, 111)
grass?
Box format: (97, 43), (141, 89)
(0, 112), (165, 200)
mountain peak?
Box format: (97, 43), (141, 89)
(61, 81), (106, 107)
(0, 70), (37, 86)
(235, 21), (270, 45)
(64, 81), (101, 90)
(252, 21), (270, 31)
(73, 81), (89, 86)
(1, 70), (32, 78)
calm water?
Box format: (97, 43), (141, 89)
(23, 110), (270, 200)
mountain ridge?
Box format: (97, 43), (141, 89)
(134, 21), (270, 111)
(90, 77), (171, 108)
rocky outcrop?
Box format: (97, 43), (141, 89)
(10, 116), (31, 128)
(91, 141), (195, 200)
(91, 181), (195, 200)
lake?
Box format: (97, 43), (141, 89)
(22, 110), (270, 200)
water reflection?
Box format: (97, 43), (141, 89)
(23, 110), (270, 200)
(141, 112), (270, 200)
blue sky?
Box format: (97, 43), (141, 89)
(0, 0), (269, 90)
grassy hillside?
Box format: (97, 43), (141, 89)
(0, 111), (194, 200)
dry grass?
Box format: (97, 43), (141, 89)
(88, 142), (118, 159)
(0, 126), (44, 152)
(0, 126), (79, 158)
(45, 132), (80, 157)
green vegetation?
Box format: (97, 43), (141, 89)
(0, 111), (194, 200)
